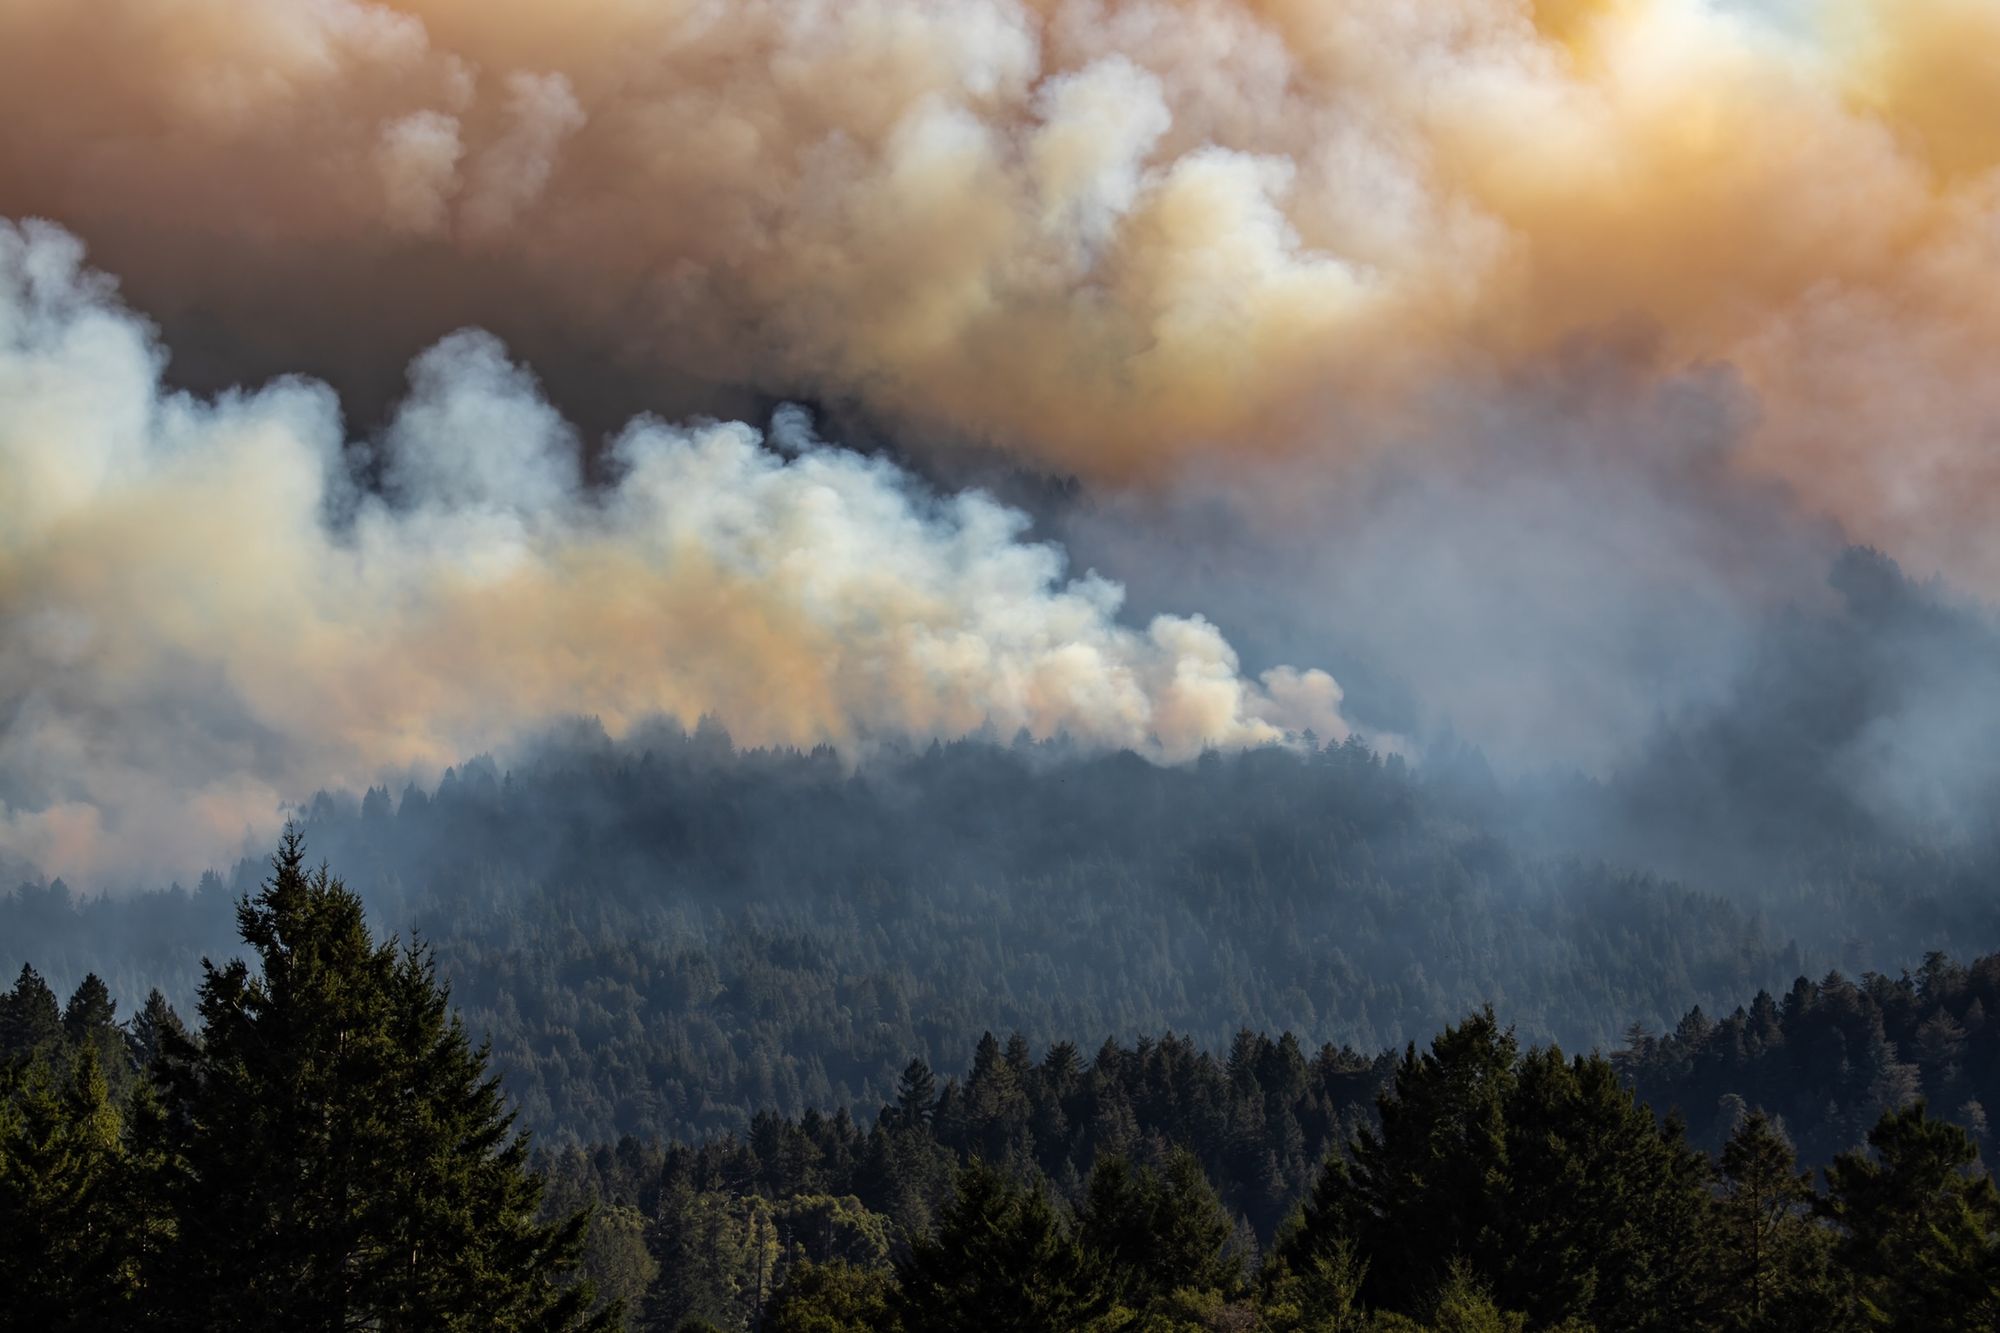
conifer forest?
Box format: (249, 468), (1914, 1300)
(9, 0), (2000, 1328)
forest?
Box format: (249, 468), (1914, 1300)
(14, 0), (2000, 1325)
(7, 840), (2000, 1331)
(9, 710), (1998, 1150)
(7, 550), (2000, 1328)
(0, 732), (1824, 1147)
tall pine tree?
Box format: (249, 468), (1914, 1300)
(1823, 1101), (2000, 1330)
(135, 830), (614, 1331)
(0, 1051), (131, 1330)
(894, 1161), (1112, 1331)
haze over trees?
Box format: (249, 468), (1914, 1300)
(2, 730), (1814, 1147)
(12, 850), (2000, 1331)
(15, 551), (2000, 1148)
(11, 0), (2000, 1325)
(0, 835), (608, 1331)
(8, 551), (2000, 1327)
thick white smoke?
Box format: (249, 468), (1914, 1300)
(0, 221), (1349, 884)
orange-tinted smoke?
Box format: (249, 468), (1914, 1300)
(2, 0), (1998, 581)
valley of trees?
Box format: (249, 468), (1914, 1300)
(10, 836), (2000, 1330)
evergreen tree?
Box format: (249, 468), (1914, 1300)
(0, 963), (62, 1065)
(1079, 1149), (1240, 1309)
(1711, 1113), (1830, 1332)
(1283, 1010), (1712, 1331)
(125, 988), (189, 1075)
(1499, 1045), (1712, 1331)
(61, 973), (115, 1043)
(135, 830), (612, 1331)
(0, 1052), (131, 1330)
(1286, 1010), (1516, 1313)
(895, 1057), (938, 1131)
(1823, 1101), (2000, 1329)
(894, 1161), (1112, 1331)
(1258, 1239), (1371, 1333)
(61, 971), (132, 1097)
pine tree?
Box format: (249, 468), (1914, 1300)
(1281, 1010), (1711, 1331)
(894, 1161), (1111, 1331)
(895, 1057), (938, 1130)
(125, 989), (188, 1074)
(1078, 1155), (1152, 1305)
(62, 971), (133, 1097)
(1711, 1113), (1828, 1332)
(135, 830), (613, 1332)
(1080, 1149), (1241, 1309)
(61, 973), (115, 1043)
(1284, 1009), (1516, 1314)
(0, 963), (62, 1065)
(0, 1052), (131, 1329)
(1258, 1238), (1371, 1333)
(1823, 1101), (2000, 1329)
(1500, 1046), (1713, 1331)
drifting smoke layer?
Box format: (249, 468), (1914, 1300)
(0, 222), (1347, 882)
(1063, 352), (1845, 770)
(11, 0), (2000, 584)
(5, 0), (2000, 586)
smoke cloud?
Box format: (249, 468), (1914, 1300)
(0, 221), (1347, 882)
(6, 0), (2000, 880)
(4, 0), (2000, 584)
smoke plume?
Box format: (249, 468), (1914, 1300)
(6, 0), (2000, 878)
(0, 221), (1346, 882)
(4, 0), (2000, 584)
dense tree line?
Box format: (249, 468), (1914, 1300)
(12, 838), (2000, 1330)
(540, 1009), (2000, 1331)
(0, 834), (607, 1331)
(2, 728), (1887, 1146)
(10, 545), (2000, 1155)
(1622, 950), (2000, 1164)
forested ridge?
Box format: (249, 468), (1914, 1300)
(12, 707), (1999, 1148)
(10, 855), (2000, 1331)
(8, 552), (2000, 1324)
(13, 0), (2000, 1323)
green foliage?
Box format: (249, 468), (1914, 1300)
(125, 987), (188, 1075)
(1289, 1011), (1517, 1309)
(1080, 1149), (1242, 1308)
(1710, 1113), (1834, 1332)
(1823, 1101), (2000, 1329)
(894, 1058), (938, 1131)
(0, 1051), (131, 1329)
(0, 963), (62, 1066)
(765, 1260), (900, 1333)
(773, 1192), (893, 1269)
(21, 875), (2000, 1332)
(894, 1161), (1114, 1331)
(1620, 958), (2000, 1165)
(1259, 1242), (1372, 1333)
(1286, 1010), (1712, 1331)
(642, 1183), (786, 1330)
(581, 1202), (659, 1320)
(1375, 1264), (1531, 1333)
(133, 830), (611, 1331)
